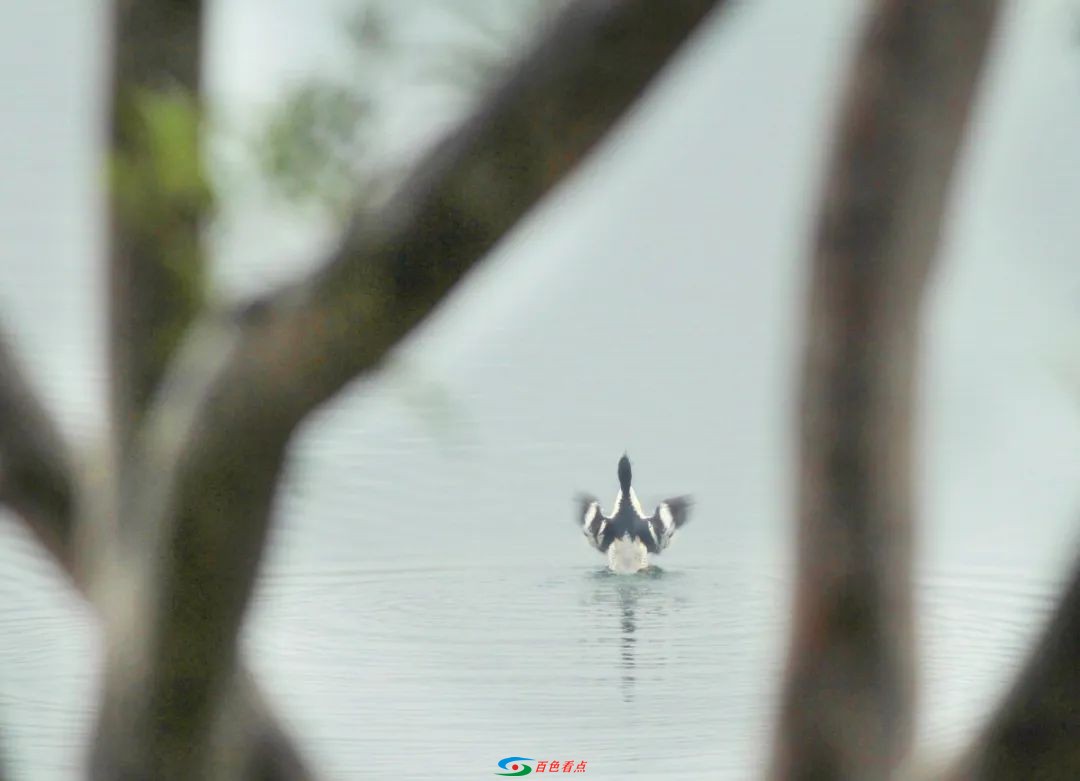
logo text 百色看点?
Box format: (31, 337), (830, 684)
(495, 757), (589, 775)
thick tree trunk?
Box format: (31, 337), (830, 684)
(772, 2), (1001, 779)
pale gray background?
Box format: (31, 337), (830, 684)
(2, 1), (1079, 778)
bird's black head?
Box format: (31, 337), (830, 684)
(617, 453), (632, 493)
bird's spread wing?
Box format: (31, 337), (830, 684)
(642, 496), (692, 554)
(576, 494), (614, 552)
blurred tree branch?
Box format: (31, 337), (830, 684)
(108, 0), (209, 449)
(93, 2), (317, 779)
(0, 326), (314, 780)
(772, 2), (1001, 779)
(947, 552), (1080, 781)
(91, 1), (730, 779)
(0, 337), (76, 571)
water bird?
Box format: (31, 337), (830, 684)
(577, 454), (691, 573)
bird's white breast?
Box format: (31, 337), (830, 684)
(607, 535), (649, 574)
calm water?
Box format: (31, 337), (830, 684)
(246, 563), (784, 778)
(0, 476), (1065, 780)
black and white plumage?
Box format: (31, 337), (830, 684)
(577, 454), (692, 573)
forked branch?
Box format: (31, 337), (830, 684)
(93, 1), (731, 779)
(103, 0), (313, 777)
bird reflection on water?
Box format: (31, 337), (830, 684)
(588, 566), (680, 703)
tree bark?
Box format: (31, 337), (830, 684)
(105, 1), (315, 778)
(772, 2), (1001, 779)
(0, 336), (76, 570)
(108, 0), (208, 449)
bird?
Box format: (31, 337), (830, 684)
(577, 454), (692, 573)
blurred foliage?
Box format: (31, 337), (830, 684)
(249, 5), (389, 216)
(251, 0), (564, 216)
(112, 87), (211, 228)
(110, 86), (209, 369)
(259, 82), (373, 213)
(384, 356), (470, 447)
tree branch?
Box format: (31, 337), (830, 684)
(947, 552), (1080, 781)
(235, 0), (732, 418)
(0, 325), (311, 780)
(108, 0), (209, 448)
(92, 1), (730, 778)
(0, 335), (76, 572)
(91, 2), (313, 777)
(771, 2), (1001, 779)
